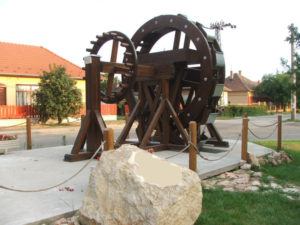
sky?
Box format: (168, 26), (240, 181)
(0, 0), (299, 81)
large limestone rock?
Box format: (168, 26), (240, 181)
(79, 144), (202, 225)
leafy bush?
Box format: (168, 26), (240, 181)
(33, 65), (82, 124)
(221, 105), (268, 117)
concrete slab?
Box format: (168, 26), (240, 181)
(0, 141), (273, 225)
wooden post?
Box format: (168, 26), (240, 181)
(241, 115), (249, 161)
(104, 128), (114, 151)
(189, 121), (197, 172)
(277, 115), (282, 150)
(26, 117), (32, 150)
(62, 135), (67, 146)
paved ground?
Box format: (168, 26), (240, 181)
(0, 141), (272, 225)
(1, 114), (299, 150)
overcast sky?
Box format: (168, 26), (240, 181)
(0, 0), (299, 81)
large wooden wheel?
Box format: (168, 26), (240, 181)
(88, 31), (137, 103)
(128, 14), (226, 145)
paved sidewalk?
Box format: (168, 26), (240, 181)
(0, 141), (273, 225)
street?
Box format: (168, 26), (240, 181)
(1, 114), (299, 150)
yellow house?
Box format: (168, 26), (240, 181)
(0, 41), (85, 106)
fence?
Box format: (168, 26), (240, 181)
(0, 104), (117, 119)
(0, 105), (37, 119)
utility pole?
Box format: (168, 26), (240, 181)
(210, 21), (236, 49)
(290, 30), (297, 121)
(286, 23), (300, 121)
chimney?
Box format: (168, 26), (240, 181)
(238, 70), (242, 76)
(230, 70), (233, 79)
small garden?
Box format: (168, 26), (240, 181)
(196, 140), (300, 225)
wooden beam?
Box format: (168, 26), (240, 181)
(116, 99), (142, 146)
(140, 100), (166, 148)
(166, 99), (189, 144)
(100, 61), (173, 80)
(139, 49), (201, 65)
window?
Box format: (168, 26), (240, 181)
(0, 84), (6, 105)
(16, 84), (39, 106)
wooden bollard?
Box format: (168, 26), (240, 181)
(241, 115), (249, 161)
(26, 117), (32, 150)
(277, 115), (282, 150)
(104, 128), (114, 151)
(189, 121), (197, 172)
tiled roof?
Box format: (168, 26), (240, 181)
(225, 73), (258, 92)
(0, 42), (83, 79)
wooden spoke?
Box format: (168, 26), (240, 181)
(186, 87), (194, 105)
(173, 30), (181, 50)
(111, 40), (119, 62)
(183, 34), (190, 49)
(106, 73), (114, 96)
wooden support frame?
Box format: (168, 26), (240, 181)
(205, 123), (229, 147)
(65, 55), (106, 162)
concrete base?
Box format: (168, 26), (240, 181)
(0, 141), (273, 225)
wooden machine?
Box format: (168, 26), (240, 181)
(65, 14), (228, 162)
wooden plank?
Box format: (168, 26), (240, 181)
(95, 111), (106, 132)
(70, 111), (91, 155)
(110, 40), (119, 62)
(140, 100), (166, 148)
(183, 34), (190, 49)
(162, 80), (170, 145)
(139, 49), (201, 65)
(166, 99), (189, 143)
(64, 152), (95, 162)
(173, 30), (181, 50)
(116, 99), (142, 146)
(107, 40), (119, 96)
(100, 62), (173, 80)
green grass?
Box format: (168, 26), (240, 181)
(255, 140), (300, 186)
(196, 141), (300, 224)
(196, 189), (300, 225)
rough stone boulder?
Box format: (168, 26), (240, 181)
(79, 144), (202, 225)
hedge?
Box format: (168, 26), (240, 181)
(221, 105), (268, 117)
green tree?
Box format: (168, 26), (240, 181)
(33, 65), (82, 124)
(281, 53), (300, 108)
(255, 73), (291, 111)
(285, 23), (300, 118)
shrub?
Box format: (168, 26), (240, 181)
(221, 105), (268, 117)
(33, 65), (82, 124)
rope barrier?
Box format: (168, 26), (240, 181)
(163, 132), (241, 162)
(190, 133), (241, 161)
(249, 120), (278, 128)
(163, 144), (190, 159)
(0, 142), (104, 192)
(248, 125), (278, 140)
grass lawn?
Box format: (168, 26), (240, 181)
(196, 189), (300, 225)
(196, 140), (300, 225)
(255, 140), (300, 185)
